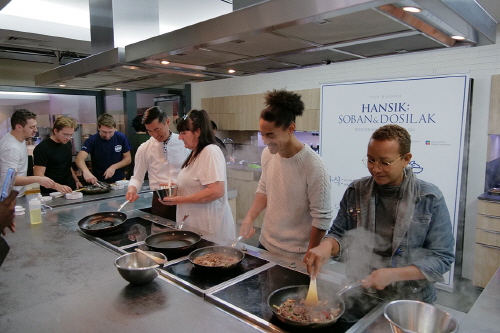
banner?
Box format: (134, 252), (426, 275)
(320, 75), (470, 290)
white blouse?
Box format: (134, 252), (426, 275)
(176, 144), (235, 240)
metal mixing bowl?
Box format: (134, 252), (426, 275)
(154, 185), (178, 201)
(384, 300), (459, 333)
(114, 251), (166, 285)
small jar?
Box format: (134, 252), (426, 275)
(29, 199), (42, 225)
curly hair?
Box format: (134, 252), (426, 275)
(132, 115), (147, 132)
(371, 125), (411, 155)
(260, 89), (304, 129)
(11, 109), (36, 129)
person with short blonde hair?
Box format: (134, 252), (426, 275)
(75, 113), (131, 184)
(34, 116), (81, 194)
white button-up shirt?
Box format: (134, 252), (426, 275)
(128, 133), (190, 191)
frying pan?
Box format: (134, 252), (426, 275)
(267, 282), (362, 329)
(78, 212), (127, 235)
(79, 183), (111, 195)
(188, 245), (244, 270)
(144, 230), (201, 254)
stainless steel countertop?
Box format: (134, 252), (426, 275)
(458, 267), (500, 332)
(0, 195), (260, 333)
(4, 192), (496, 333)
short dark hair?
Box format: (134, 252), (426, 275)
(132, 115), (146, 132)
(11, 109), (36, 129)
(177, 109), (216, 168)
(142, 106), (168, 125)
(211, 120), (217, 131)
(260, 89), (304, 129)
(371, 125), (411, 155)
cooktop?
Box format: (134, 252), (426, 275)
(96, 216), (172, 247)
(163, 253), (269, 292)
(207, 265), (381, 333)
(94, 216), (217, 260)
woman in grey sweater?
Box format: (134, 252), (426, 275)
(239, 89), (333, 261)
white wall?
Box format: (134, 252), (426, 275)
(191, 26), (500, 280)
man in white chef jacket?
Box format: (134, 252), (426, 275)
(126, 107), (190, 221)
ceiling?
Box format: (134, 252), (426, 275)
(1, 0), (500, 91)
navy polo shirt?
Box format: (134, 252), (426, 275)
(81, 131), (131, 183)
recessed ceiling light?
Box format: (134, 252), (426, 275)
(160, 60), (170, 65)
(451, 35), (466, 40)
(59, 84), (66, 87)
(115, 88), (122, 91)
(402, 6), (421, 13)
(228, 69), (236, 74)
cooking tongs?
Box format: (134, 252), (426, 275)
(95, 181), (109, 188)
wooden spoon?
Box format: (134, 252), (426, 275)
(135, 248), (167, 265)
(305, 277), (319, 307)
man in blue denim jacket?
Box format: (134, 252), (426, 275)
(306, 125), (455, 303)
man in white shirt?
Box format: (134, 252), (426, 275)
(0, 109), (55, 196)
(126, 107), (190, 220)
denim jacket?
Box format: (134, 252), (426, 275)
(327, 168), (455, 303)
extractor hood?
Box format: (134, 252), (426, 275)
(35, 0), (497, 91)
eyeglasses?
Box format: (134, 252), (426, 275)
(61, 134), (73, 139)
(362, 155), (404, 171)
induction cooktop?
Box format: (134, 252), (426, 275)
(207, 265), (382, 333)
(162, 253), (269, 295)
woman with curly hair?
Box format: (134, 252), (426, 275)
(239, 89), (333, 261)
(160, 109), (235, 240)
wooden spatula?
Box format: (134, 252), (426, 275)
(305, 278), (319, 307)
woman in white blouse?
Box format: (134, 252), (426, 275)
(160, 109), (235, 240)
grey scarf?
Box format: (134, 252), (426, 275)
(348, 167), (419, 279)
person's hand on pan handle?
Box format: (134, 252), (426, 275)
(239, 217), (256, 239)
(361, 266), (426, 290)
(125, 185), (140, 203)
(305, 238), (338, 280)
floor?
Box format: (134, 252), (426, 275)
(238, 225), (483, 326)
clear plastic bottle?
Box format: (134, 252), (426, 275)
(29, 199), (42, 224)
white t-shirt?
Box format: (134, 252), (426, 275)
(0, 132), (28, 196)
(176, 144), (235, 240)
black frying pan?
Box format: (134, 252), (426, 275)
(78, 212), (127, 235)
(267, 282), (362, 329)
(80, 184), (111, 195)
(188, 245), (244, 270)
(144, 230), (201, 254)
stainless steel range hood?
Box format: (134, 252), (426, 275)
(35, 0), (497, 91)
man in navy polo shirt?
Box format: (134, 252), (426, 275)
(75, 114), (132, 184)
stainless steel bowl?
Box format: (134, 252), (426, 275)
(384, 300), (459, 333)
(154, 185), (178, 201)
(114, 251), (166, 285)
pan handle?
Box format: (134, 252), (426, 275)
(337, 281), (362, 296)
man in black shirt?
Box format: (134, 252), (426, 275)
(33, 116), (81, 195)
